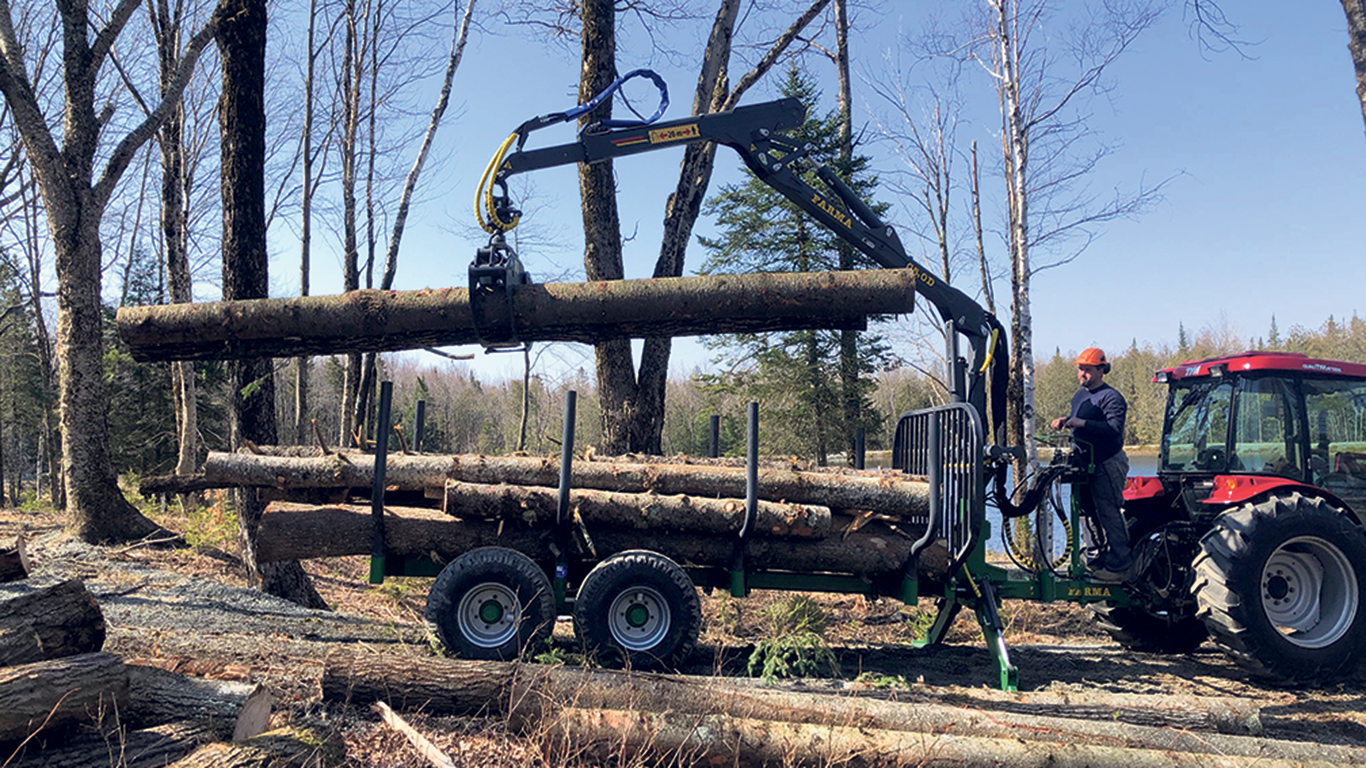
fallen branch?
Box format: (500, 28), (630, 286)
(371, 701), (455, 768)
(164, 723), (346, 767)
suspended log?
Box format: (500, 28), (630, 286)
(7, 721), (221, 768)
(0, 579), (105, 667)
(0, 534), (29, 583)
(163, 724), (346, 768)
(196, 451), (929, 517)
(255, 502), (942, 578)
(116, 269), (917, 362)
(541, 707), (1347, 768)
(441, 482), (830, 539)
(125, 664), (272, 740)
(321, 651), (1316, 760)
(0, 652), (128, 744)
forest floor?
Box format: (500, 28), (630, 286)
(3, 494), (1365, 766)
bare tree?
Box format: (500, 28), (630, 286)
(0, 0), (220, 542)
(1345, 0), (1366, 136)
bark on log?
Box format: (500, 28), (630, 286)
(320, 651), (1334, 761)
(0, 579), (105, 667)
(0, 652), (129, 744)
(543, 707), (1351, 768)
(164, 724), (346, 767)
(442, 482), (830, 539)
(256, 502), (941, 578)
(116, 269), (917, 361)
(0, 534), (29, 582)
(7, 721), (221, 768)
(199, 451), (930, 517)
(125, 664), (272, 740)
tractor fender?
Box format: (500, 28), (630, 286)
(1201, 475), (1361, 526)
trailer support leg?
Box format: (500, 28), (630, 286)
(974, 577), (1018, 691)
(914, 596), (962, 648)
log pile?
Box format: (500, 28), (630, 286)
(322, 648), (1366, 768)
(143, 449), (943, 580)
(0, 577), (332, 767)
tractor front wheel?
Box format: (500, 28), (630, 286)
(1194, 493), (1366, 684)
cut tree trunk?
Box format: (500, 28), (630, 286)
(114, 269), (918, 361)
(321, 651), (1318, 760)
(125, 664), (272, 740)
(7, 721), (221, 768)
(164, 723), (346, 767)
(0, 652), (128, 744)
(0, 579), (105, 667)
(255, 502), (941, 577)
(196, 452), (930, 517)
(441, 482), (830, 539)
(541, 707), (1344, 768)
(0, 534), (29, 582)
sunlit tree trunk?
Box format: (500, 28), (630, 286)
(1344, 0), (1366, 136)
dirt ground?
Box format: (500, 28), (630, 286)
(3, 499), (1366, 766)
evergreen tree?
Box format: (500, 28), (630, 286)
(697, 67), (893, 464)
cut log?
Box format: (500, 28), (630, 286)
(442, 482), (830, 539)
(543, 707), (1348, 768)
(319, 651), (1336, 761)
(0, 534), (29, 583)
(116, 269), (917, 361)
(0, 579), (105, 667)
(164, 724), (346, 768)
(125, 664), (272, 740)
(199, 451), (930, 517)
(256, 501), (943, 578)
(0, 652), (128, 744)
(7, 720), (221, 768)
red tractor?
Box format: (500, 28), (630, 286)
(1094, 351), (1366, 684)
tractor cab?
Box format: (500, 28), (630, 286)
(1148, 351), (1366, 519)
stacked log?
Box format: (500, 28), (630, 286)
(0, 580), (297, 766)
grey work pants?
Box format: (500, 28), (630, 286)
(1077, 451), (1131, 569)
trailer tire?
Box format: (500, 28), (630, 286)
(573, 550), (700, 671)
(1194, 492), (1366, 684)
(425, 547), (554, 661)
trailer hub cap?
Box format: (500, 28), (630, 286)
(608, 586), (670, 651)
(1261, 536), (1359, 649)
(457, 582), (520, 648)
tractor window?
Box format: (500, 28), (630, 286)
(1231, 377), (1304, 478)
(1304, 378), (1366, 509)
(1161, 380), (1234, 472)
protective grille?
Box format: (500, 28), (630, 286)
(893, 402), (985, 568)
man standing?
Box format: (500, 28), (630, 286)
(1050, 348), (1131, 582)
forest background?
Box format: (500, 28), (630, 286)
(0, 0), (1362, 509)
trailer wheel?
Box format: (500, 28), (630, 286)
(1194, 493), (1366, 684)
(425, 547), (554, 661)
(573, 550), (701, 671)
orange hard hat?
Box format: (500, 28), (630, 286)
(1075, 348), (1107, 367)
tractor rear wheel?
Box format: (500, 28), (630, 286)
(1194, 493), (1366, 684)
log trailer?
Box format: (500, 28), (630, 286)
(117, 72), (1366, 691)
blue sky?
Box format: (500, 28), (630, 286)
(284, 1), (1366, 381)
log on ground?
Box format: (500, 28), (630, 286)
(256, 502), (941, 577)
(543, 707), (1347, 768)
(199, 451), (930, 518)
(116, 269), (917, 362)
(7, 720), (223, 768)
(0, 534), (28, 583)
(321, 651), (1326, 760)
(125, 664), (272, 740)
(0, 652), (128, 744)
(0, 579), (106, 667)
(164, 723), (346, 768)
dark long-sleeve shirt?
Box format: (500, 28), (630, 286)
(1068, 383), (1127, 463)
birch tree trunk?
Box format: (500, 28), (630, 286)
(217, 0), (327, 610)
(1345, 0), (1366, 136)
(296, 0), (322, 445)
(339, 0), (363, 447)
